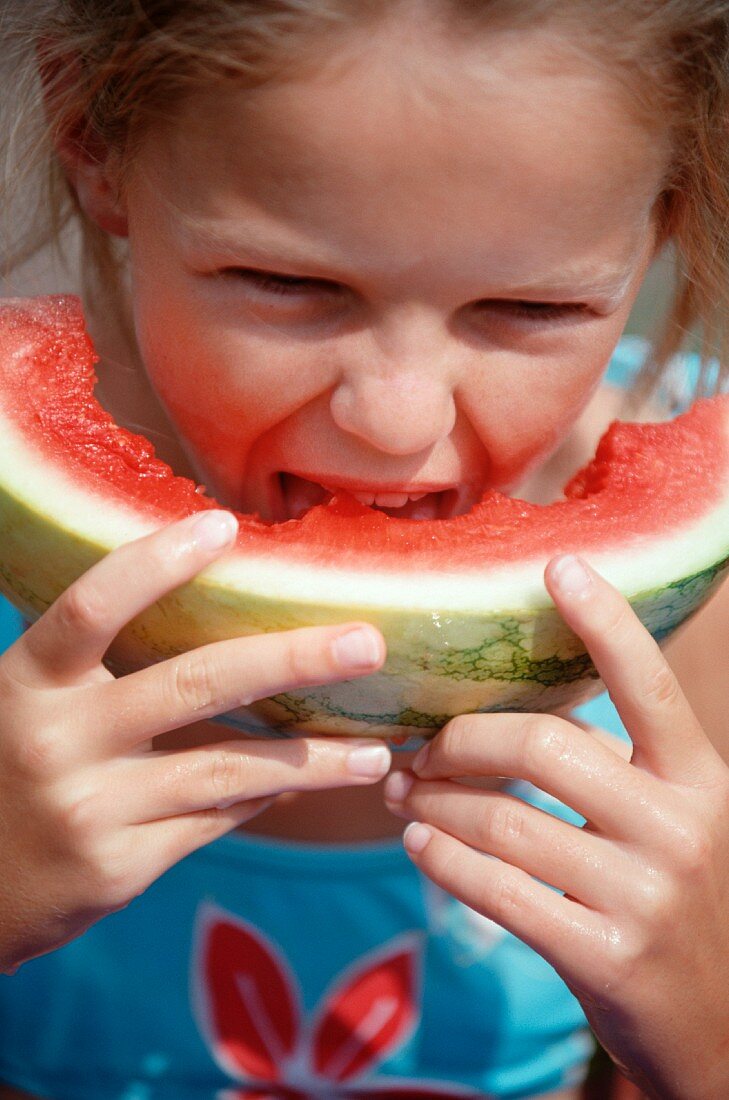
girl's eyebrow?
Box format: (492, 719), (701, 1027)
(177, 219), (339, 273)
(179, 219), (636, 304)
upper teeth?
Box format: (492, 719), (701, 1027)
(349, 490), (429, 508)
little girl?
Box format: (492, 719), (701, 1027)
(1, 2), (729, 1097)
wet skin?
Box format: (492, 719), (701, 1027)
(0, 15), (687, 1100)
(65, 17), (671, 833)
(81, 19), (668, 528)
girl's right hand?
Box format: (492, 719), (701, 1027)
(0, 510), (389, 973)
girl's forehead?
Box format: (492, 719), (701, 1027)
(152, 26), (667, 190)
(129, 24), (668, 288)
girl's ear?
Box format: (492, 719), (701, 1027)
(37, 45), (129, 239)
(59, 144), (129, 239)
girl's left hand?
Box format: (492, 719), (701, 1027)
(384, 555), (729, 1100)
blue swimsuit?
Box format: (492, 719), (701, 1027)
(0, 341), (665, 1099)
(0, 603), (631, 1100)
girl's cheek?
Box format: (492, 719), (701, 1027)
(167, 399), (246, 488)
(132, 327), (250, 495)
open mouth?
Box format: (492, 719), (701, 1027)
(276, 472), (471, 522)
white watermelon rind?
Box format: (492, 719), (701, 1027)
(0, 470), (728, 742)
(2, 295), (729, 739)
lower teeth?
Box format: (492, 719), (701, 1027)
(279, 474), (463, 521)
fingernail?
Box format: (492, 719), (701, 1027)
(347, 742), (391, 777)
(551, 554), (592, 596)
(192, 510), (238, 551)
(332, 627), (381, 670)
(403, 821), (432, 855)
(384, 769), (414, 803)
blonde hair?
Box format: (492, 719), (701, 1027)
(2, 0), (729, 393)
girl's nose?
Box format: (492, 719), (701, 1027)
(329, 310), (459, 456)
(330, 368), (457, 455)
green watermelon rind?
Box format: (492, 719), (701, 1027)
(2, 294), (729, 741)
(224, 557), (729, 739)
(1, 473), (729, 741)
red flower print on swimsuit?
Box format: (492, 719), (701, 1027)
(192, 904), (481, 1099)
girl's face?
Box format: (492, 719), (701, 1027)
(115, 21), (669, 521)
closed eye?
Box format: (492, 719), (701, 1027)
(219, 267), (344, 296)
(477, 300), (591, 323)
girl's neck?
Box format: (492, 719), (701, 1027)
(238, 770), (507, 844)
(153, 723), (505, 844)
(240, 780), (408, 843)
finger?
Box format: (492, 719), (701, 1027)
(411, 712), (656, 839)
(93, 621), (386, 752)
(569, 718), (632, 760)
(385, 776), (617, 907)
(401, 822), (613, 991)
(545, 555), (716, 781)
(14, 511), (239, 686)
(132, 797), (277, 883)
(120, 736), (392, 822)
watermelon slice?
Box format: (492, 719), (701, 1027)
(0, 295), (728, 743)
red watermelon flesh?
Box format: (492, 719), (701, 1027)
(1, 294), (728, 739)
(1, 295), (725, 572)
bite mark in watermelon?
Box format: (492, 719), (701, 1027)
(0, 295), (728, 742)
